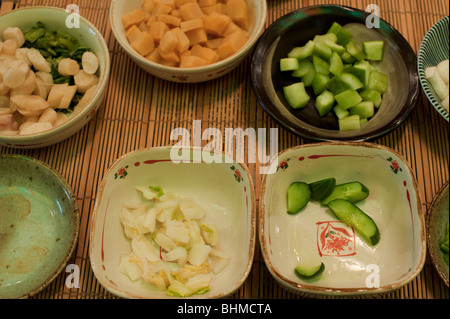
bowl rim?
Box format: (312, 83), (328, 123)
(0, 154), (80, 299)
(258, 141), (427, 296)
(250, 4), (420, 142)
(417, 15), (449, 122)
(0, 6), (111, 145)
(88, 145), (257, 299)
(109, 0), (267, 75)
(426, 180), (449, 287)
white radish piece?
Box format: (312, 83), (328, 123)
(426, 65), (448, 100)
(3, 67), (26, 88)
(74, 70), (98, 93)
(58, 58), (80, 76)
(53, 112), (69, 127)
(19, 121), (53, 135)
(27, 48), (51, 72)
(47, 83), (69, 108)
(2, 27), (25, 47)
(187, 243), (211, 266)
(39, 107), (58, 124)
(10, 70), (36, 95)
(15, 48), (32, 66)
(81, 51), (99, 74)
(59, 85), (78, 109)
(10, 94), (49, 117)
(0, 113), (14, 125)
(0, 96), (10, 109)
(35, 71), (54, 90)
(1, 39), (18, 55)
(437, 59), (449, 84)
(163, 246), (188, 267)
(33, 77), (48, 99)
(0, 81), (10, 95)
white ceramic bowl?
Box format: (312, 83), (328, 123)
(110, 0), (267, 83)
(259, 142), (426, 296)
(0, 6), (110, 149)
(89, 147), (256, 298)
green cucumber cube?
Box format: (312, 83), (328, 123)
(315, 90), (335, 116)
(340, 72), (364, 91)
(352, 61), (372, 87)
(345, 40), (366, 61)
(327, 22), (353, 46)
(291, 59), (313, 78)
(325, 39), (346, 54)
(280, 58), (300, 72)
(312, 73), (331, 96)
(343, 64), (353, 73)
(335, 89), (363, 109)
(288, 40), (315, 60)
(368, 71), (388, 94)
(283, 82), (310, 109)
(333, 105), (350, 119)
(339, 114), (361, 131)
(359, 88), (382, 108)
(327, 75), (351, 95)
(301, 66), (316, 87)
(313, 55), (330, 75)
(360, 118), (368, 125)
(329, 51), (344, 76)
(349, 101), (375, 119)
(363, 41), (385, 61)
(313, 33), (338, 44)
(314, 41), (333, 60)
(340, 50), (356, 64)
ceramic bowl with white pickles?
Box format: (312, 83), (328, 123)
(89, 147), (256, 299)
(259, 142), (426, 296)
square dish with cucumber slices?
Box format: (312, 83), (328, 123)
(251, 5), (419, 142)
(259, 142), (426, 296)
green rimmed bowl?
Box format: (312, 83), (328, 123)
(0, 155), (79, 298)
(418, 16), (449, 122)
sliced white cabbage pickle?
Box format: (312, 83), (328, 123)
(425, 58), (449, 113)
(119, 185), (229, 297)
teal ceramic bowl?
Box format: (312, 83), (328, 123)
(0, 155), (79, 298)
(418, 16), (449, 122)
(426, 181), (449, 286)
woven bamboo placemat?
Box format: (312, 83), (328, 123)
(0, 0), (448, 299)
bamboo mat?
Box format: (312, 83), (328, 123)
(0, 0), (448, 299)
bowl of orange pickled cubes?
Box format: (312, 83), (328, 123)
(110, 0), (267, 83)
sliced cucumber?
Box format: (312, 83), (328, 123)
(288, 40), (315, 60)
(345, 40), (366, 61)
(291, 59), (314, 78)
(283, 82), (310, 109)
(334, 89), (362, 110)
(327, 75), (351, 95)
(314, 41), (333, 60)
(287, 182), (311, 214)
(333, 105), (350, 119)
(327, 199), (380, 246)
(312, 73), (331, 96)
(349, 101), (375, 119)
(368, 71), (388, 94)
(321, 181), (370, 205)
(359, 88), (382, 108)
(340, 72), (364, 91)
(294, 262), (325, 280)
(329, 51), (344, 76)
(315, 90), (335, 116)
(363, 40), (385, 61)
(313, 55), (330, 75)
(352, 61), (372, 87)
(280, 57), (300, 71)
(338, 114), (361, 131)
(309, 177), (336, 201)
(327, 22), (353, 46)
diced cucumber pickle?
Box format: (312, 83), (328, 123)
(309, 177), (336, 201)
(288, 40), (315, 60)
(333, 105), (350, 119)
(283, 82), (310, 109)
(314, 41), (333, 60)
(359, 88), (382, 108)
(329, 51), (344, 76)
(338, 114), (361, 131)
(345, 40), (366, 61)
(313, 55), (330, 75)
(352, 61), (372, 87)
(291, 59), (314, 78)
(280, 58), (300, 71)
(327, 75), (351, 95)
(368, 71), (388, 94)
(295, 262), (325, 280)
(335, 90), (363, 109)
(312, 73), (331, 95)
(349, 101), (375, 119)
(363, 41), (385, 61)
(315, 90), (335, 116)
(340, 72), (364, 91)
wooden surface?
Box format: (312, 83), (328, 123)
(0, 0), (448, 299)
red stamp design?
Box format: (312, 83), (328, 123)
(317, 221), (356, 257)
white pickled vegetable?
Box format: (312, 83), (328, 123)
(1, 39), (18, 55)
(19, 121), (52, 135)
(10, 94), (49, 117)
(163, 246), (188, 267)
(74, 70), (98, 93)
(2, 27), (25, 47)
(3, 67), (26, 88)
(81, 51), (99, 74)
(58, 58), (80, 76)
(426, 59), (450, 113)
(27, 48), (51, 72)
(437, 59), (449, 84)
(188, 243), (212, 266)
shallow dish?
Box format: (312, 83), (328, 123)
(0, 154), (79, 298)
(110, 0), (267, 83)
(259, 142), (426, 296)
(89, 146), (256, 298)
(0, 6), (110, 149)
(426, 181), (449, 286)
(418, 16), (449, 121)
(251, 5), (419, 141)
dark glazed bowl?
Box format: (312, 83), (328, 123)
(250, 5), (420, 141)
